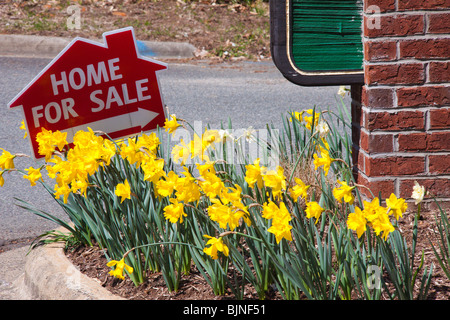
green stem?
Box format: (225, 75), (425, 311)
(288, 133), (318, 185)
(122, 241), (204, 259)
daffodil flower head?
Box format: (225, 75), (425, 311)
(303, 109), (320, 131)
(0, 148), (15, 170)
(386, 193), (407, 220)
(315, 120), (330, 138)
(338, 86), (348, 98)
(115, 179), (131, 203)
(289, 177), (310, 202)
(263, 201), (293, 243)
(20, 120), (28, 139)
(347, 207), (367, 238)
(0, 171), (5, 187)
(245, 158), (266, 189)
(156, 170), (179, 197)
(203, 235), (229, 260)
(23, 166), (43, 187)
(171, 139), (191, 165)
(163, 198), (187, 224)
(107, 258), (134, 280)
(164, 114), (182, 136)
(371, 211), (395, 241)
(313, 147), (334, 176)
(289, 111), (303, 122)
(262, 166), (286, 199)
(54, 182), (71, 204)
(305, 201), (324, 224)
(332, 180), (355, 205)
(411, 181), (425, 205)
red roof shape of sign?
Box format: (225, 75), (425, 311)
(8, 27), (167, 159)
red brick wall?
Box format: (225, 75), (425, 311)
(353, 1), (450, 208)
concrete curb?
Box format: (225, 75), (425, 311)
(0, 34), (197, 59)
(1, 226), (125, 300)
(16, 239), (125, 300)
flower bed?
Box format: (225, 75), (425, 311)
(2, 94), (449, 300)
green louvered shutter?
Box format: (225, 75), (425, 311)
(291, 0), (364, 72)
(270, 0), (364, 86)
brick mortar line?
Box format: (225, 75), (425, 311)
(361, 105), (450, 114)
(356, 171), (450, 183)
(364, 10), (450, 17)
(364, 59), (449, 65)
(359, 127), (450, 135)
(364, 82), (450, 88)
(362, 34), (450, 41)
(357, 149), (450, 158)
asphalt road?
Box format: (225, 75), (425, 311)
(0, 56), (351, 243)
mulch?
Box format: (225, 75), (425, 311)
(65, 208), (450, 300)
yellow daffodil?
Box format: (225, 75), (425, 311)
(207, 201), (241, 231)
(156, 171), (179, 197)
(313, 147), (334, 176)
(163, 198), (187, 224)
(23, 166), (43, 187)
(71, 178), (89, 197)
(289, 177), (310, 202)
(268, 219), (293, 244)
(303, 109), (320, 131)
(0, 149), (15, 170)
(333, 180), (355, 205)
(289, 111), (303, 122)
(347, 207), (367, 238)
(262, 166), (286, 199)
(171, 139), (191, 165)
(262, 201), (279, 220)
(36, 128), (68, 161)
(207, 201), (234, 230)
(346, 198), (395, 241)
(115, 179), (131, 203)
(20, 120), (27, 139)
(107, 258), (134, 280)
(220, 184), (242, 205)
(197, 162), (224, 199)
(371, 210), (395, 241)
(174, 172), (201, 203)
(245, 158), (266, 189)
(263, 201), (292, 243)
(141, 157), (165, 184)
(164, 114), (181, 136)
(362, 197), (383, 222)
(202, 129), (220, 149)
(54, 182), (71, 204)
(203, 235), (229, 260)
(305, 201), (323, 224)
(137, 132), (160, 156)
(0, 171), (4, 187)
(386, 193), (407, 220)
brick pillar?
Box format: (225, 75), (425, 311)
(353, 0), (450, 209)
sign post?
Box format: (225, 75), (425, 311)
(8, 27), (167, 159)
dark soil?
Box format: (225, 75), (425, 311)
(66, 242), (281, 300)
(65, 208), (450, 300)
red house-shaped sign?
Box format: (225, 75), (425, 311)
(8, 27), (167, 159)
